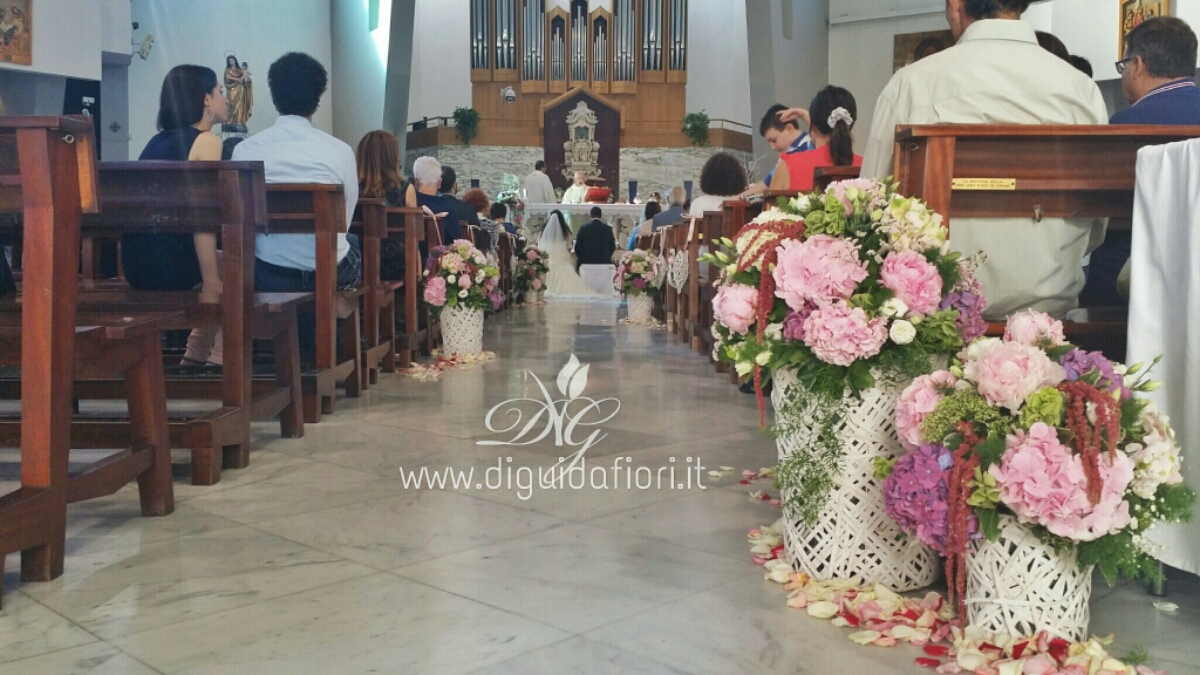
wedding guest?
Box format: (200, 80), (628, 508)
(859, 0), (1107, 319)
(439, 166), (480, 227)
(629, 201), (662, 248)
(523, 160), (557, 204)
(1068, 55), (1094, 77)
(492, 202), (517, 235)
(357, 129), (416, 207)
(221, 136), (244, 160)
(463, 188), (499, 250)
(232, 52), (362, 353)
(412, 156), (463, 244)
(651, 186), (687, 231)
(1083, 16), (1200, 306)
(913, 36), (946, 62)
(690, 152), (748, 217)
(1036, 30), (1071, 63)
(742, 103), (814, 196)
(574, 206), (617, 271)
(123, 64), (228, 367)
(770, 86), (863, 192)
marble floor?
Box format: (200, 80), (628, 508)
(1, 301), (1198, 675)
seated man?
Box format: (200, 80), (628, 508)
(742, 104), (813, 197)
(650, 186), (688, 232)
(439, 165), (480, 228)
(860, 0), (1108, 319)
(1083, 16), (1200, 306)
(232, 51), (361, 351)
(574, 206), (617, 271)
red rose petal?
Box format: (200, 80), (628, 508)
(1011, 641), (1028, 660)
(923, 645), (949, 657)
(915, 658), (941, 668)
(839, 612), (861, 627)
(902, 609), (921, 621)
(1048, 638), (1070, 664)
(739, 480), (751, 485)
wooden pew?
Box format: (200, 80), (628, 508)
(498, 232), (515, 308)
(263, 184), (364, 421)
(353, 199), (400, 385)
(814, 165), (862, 192)
(382, 206), (425, 369)
(0, 162), (308, 485)
(423, 213), (445, 355)
(0, 116), (175, 609)
(892, 124), (1200, 354)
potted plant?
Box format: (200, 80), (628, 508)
(882, 310), (1195, 640)
(423, 239), (502, 356)
(682, 110), (710, 147)
(452, 107), (481, 146)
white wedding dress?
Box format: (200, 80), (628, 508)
(539, 212), (602, 298)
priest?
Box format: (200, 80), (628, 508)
(561, 171), (589, 205)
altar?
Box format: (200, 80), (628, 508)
(524, 202), (647, 248)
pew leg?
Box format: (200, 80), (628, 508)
(20, 520), (65, 584)
(191, 447), (222, 486)
(343, 310), (363, 398)
(126, 335), (174, 517)
(274, 310), (304, 439)
(381, 301), (397, 375)
(222, 443), (249, 471)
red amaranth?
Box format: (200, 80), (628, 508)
(945, 422), (983, 623)
(1058, 380), (1121, 505)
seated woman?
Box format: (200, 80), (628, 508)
(690, 152), (748, 217)
(411, 157), (462, 245)
(491, 203), (516, 235)
(122, 64), (227, 367)
(769, 86), (862, 192)
(629, 201), (662, 249)
(462, 188), (499, 252)
(357, 130), (416, 207)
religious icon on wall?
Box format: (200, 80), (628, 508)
(223, 53), (254, 134)
(893, 30), (955, 72)
(562, 100), (601, 182)
(0, 1), (32, 66)
(1121, 0), (1170, 57)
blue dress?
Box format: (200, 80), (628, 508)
(121, 127), (205, 291)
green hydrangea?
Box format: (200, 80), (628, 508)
(803, 195), (848, 236)
(914, 309), (964, 353)
(873, 456), (896, 481)
(966, 466), (1000, 508)
(919, 390), (1003, 444)
(1019, 386), (1066, 429)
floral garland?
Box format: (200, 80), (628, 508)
(880, 310), (1195, 618)
(703, 179), (985, 527)
(515, 245), (549, 296)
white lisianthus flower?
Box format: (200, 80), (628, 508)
(763, 323), (784, 341)
(889, 320), (916, 345)
(735, 361), (754, 377)
(880, 298), (909, 319)
(790, 195), (812, 213)
(755, 350), (772, 367)
(458, 289), (469, 299)
(447, 275), (457, 285)
(476, 271), (486, 284)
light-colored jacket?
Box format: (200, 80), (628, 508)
(523, 170), (557, 204)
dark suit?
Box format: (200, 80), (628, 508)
(440, 192), (482, 228)
(574, 219), (617, 271)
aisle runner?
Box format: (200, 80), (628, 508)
(405, 350), (497, 382)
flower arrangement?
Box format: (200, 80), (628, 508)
(422, 239), (503, 315)
(615, 249), (663, 296)
(496, 173), (526, 232)
(703, 178), (986, 526)
(882, 310), (1195, 618)
(515, 246), (549, 295)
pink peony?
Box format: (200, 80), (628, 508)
(802, 301), (889, 367)
(879, 250), (944, 317)
(1004, 309), (1067, 347)
(458, 275), (473, 289)
(962, 340), (1065, 412)
(896, 371), (959, 450)
(990, 423), (1133, 541)
(423, 276), (447, 306)
(526, 249), (538, 260)
(713, 283), (758, 335)
(773, 235), (868, 311)
(531, 278), (543, 290)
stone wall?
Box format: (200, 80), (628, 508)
(406, 144), (753, 203)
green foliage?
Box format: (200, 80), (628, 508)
(1019, 387), (1066, 429)
(913, 310), (964, 354)
(453, 107), (481, 146)
(773, 385), (847, 529)
(976, 508), (1002, 542)
(682, 110), (710, 146)
(873, 456), (896, 481)
(1119, 646), (1150, 666)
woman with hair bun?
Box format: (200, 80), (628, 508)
(768, 85), (863, 192)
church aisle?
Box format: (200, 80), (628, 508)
(1, 302), (1196, 675)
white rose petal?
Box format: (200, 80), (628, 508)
(880, 298), (909, 319)
(889, 320), (916, 345)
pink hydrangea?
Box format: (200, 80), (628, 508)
(458, 275), (473, 289)
(713, 283), (758, 335)
(826, 178), (887, 212)
(896, 371), (959, 450)
(773, 235), (868, 311)
(879, 250), (944, 317)
(990, 423), (1134, 541)
(1004, 309), (1067, 347)
(962, 340), (1065, 412)
(526, 249), (539, 260)
(423, 276), (447, 306)
(802, 301), (888, 367)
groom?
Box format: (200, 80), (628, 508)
(574, 206), (617, 271)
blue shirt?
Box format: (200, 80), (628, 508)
(764, 132), (814, 187)
(1110, 79), (1200, 126)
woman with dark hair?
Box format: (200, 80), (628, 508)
(538, 209), (599, 298)
(123, 64), (228, 366)
(628, 200), (662, 248)
(770, 85), (862, 192)
(691, 152), (748, 217)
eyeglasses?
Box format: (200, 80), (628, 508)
(1115, 57), (1134, 74)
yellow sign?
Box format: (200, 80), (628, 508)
(951, 178), (1017, 191)
(1121, 0), (1171, 58)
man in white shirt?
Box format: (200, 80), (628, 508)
(233, 52), (360, 350)
(561, 171), (589, 205)
(860, 0), (1108, 319)
(523, 160), (557, 204)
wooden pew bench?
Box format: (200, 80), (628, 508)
(383, 206), (426, 368)
(353, 199), (400, 384)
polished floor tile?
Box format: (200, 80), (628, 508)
(0, 643), (163, 675)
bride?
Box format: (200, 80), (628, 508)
(539, 210), (601, 298)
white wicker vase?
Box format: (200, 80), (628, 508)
(440, 305), (484, 357)
(626, 293), (654, 322)
(965, 515), (1093, 642)
(772, 367), (939, 592)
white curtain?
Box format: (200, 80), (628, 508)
(1127, 139), (1200, 575)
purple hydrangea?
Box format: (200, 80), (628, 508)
(490, 292), (504, 309)
(883, 444), (978, 554)
(1060, 349), (1131, 400)
(781, 302), (817, 342)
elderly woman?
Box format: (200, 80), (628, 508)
(412, 156), (462, 244)
(462, 188), (498, 254)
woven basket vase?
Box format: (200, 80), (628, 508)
(440, 305), (484, 357)
(965, 514), (1093, 642)
(772, 367), (940, 592)
(626, 293), (654, 323)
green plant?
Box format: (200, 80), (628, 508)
(452, 107), (481, 146)
(682, 110), (710, 146)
